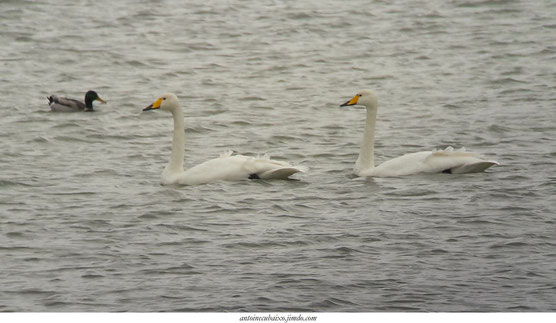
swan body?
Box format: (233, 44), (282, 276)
(359, 147), (497, 177)
(143, 93), (306, 185)
(47, 90), (106, 112)
(341, 89), (498, 177)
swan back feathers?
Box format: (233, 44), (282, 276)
(427, 146), (480, 160)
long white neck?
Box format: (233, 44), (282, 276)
(165, 107), (185, 175)
(354, 106), (377, 175)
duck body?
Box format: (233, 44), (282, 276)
(47, 90), (105, 112)
(341, 89), (498, 177)
(48, 95), (87, 112)
(144, 93), (306, 186)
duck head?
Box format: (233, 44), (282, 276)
(84, 90), (106, 111)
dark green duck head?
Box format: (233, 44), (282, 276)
(84, 90), (106, 111)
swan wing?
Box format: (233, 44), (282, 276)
(172, 155), (250, 185)
(450, 161), (499, 174)
(362, 147), (498, 177)
(259, 167), (305, 179)
(170, 153), (305, 185)
(247, 154), (307, 179)
(425, 147), (499, 174)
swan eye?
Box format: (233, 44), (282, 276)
(163, 98), (166, 100)
(358, 94), (362, 97)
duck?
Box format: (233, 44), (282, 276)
(142, 93), (307, 185)
(340, 89), (499, 177)
(47, 90), (106, 112)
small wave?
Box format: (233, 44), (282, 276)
(81, 274), (104, 279)
(137, 213), (159, 220)
(5, 231), (25, 238)
(388, 188), (436, 197)
(488, 124), (512, 133)
(239, 96), (265, 102)
(52, 135), (96, 143)
(50, 122), (81, 129)
(125, 59), (148, 67)
(0, 180), (33, 187)
(222, 240), (293, 250)
(88, 133), (135, 141)
(489, 241), (530, 249)
(491, 77), (528, 85)
(457, 0), (519, 8)
(5, 288), (56, 295)
(155, 223), (209, 232)
(230, 120), (253, 126)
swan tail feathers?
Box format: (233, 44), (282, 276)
(219, 150), (234, 158)
(450, 160), (499, 174)
(254, 155), (294, 168)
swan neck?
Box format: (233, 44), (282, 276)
(356, 106), (377, 173)
(167, 107), (185, 174)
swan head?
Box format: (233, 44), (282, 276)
(340, 89), (377, 109)
(143, 93), (180, 113)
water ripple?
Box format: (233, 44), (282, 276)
(0, 0), (555, 313)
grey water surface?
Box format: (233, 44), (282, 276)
(1, 0), (555, 312)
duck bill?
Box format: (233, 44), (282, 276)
(96, 97), (107, 104)
(340, 94), (360, 107)
(143, 98), (162, 111)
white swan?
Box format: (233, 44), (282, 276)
(143, 93), (306, 185)
(340, 89), (499, 177)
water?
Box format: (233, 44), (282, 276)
(1, 0), (555, 312)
